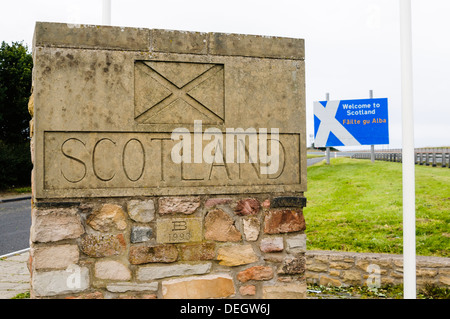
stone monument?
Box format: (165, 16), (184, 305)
(28, 22), (307, 299)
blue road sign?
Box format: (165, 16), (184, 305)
(314, 98), (389, 147)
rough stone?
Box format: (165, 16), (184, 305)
(278, 255), (306, 275)
(263, 209), (306, 234)
(439, 276), (450, 286)
(242, 216), (260, 241)
(129, 244), (178, 264)
(286, 234), (306, 253)
(329, 261), (354, 270)
(262, 199), (271, 209)
(30, 208), (84, 243)
(137, 263), (211, 281)
(118, 294), (158, 299)
(178, 242), (216, 261)
(239, 285), (256, 296)
(80, 234), (126, 257)
(162, 274), (235, 299)
(341, 270), (361, 283)
(32, 267), (90, 296)
(32, 244), (79, 270)
(87, 204), (127, 232)
(106, 282), (158, 293)
(216, 244), (258, 266)
(65, 291), (104, 299)
(158, 197), (200, 215)
(235, 198), (260, 216)
(237, 266), (274, 282)
(94, 260), (131, 281)
(270, 196), (307, 208)
(205, 198), (233, 208)
(262, 283), (306, 299)
(131, 226), (153, 243)
(205, 209), (242, 242)
(127, 199), (155, 223)
(260, 237), (284, 253)
(319, 275), (342, 287)
(307, 262), (329, 273)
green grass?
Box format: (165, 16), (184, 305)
(304, 158), (450, 257)
(11, 291), (30, 299)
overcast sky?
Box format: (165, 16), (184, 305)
(1, 0), (449, 150)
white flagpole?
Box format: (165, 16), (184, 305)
(102, 0), (111, 25)
(399, 0), (416, 299)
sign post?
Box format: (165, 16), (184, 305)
(369, 90), (375, 163)
(400, 0), (416, 299)
(325, 93), (330, 164)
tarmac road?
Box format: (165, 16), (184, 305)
(0, 198), (31, 256)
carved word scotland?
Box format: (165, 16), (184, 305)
(44, 130), (300, 191)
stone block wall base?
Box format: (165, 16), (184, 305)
(306, 250), (450, 289)
(29, 195), (307, 299)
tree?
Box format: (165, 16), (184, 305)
(0, 41), (33, 188)
(0, 41), (32, 144)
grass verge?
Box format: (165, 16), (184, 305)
(304, 158), (450, 257)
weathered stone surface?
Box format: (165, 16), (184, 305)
(237, 266), (274, 283)
(87, 204), (127, 232)
(260, 237), (284, 253)
(156, 217), (203, 244)
(216, 244), (258, 266)
(271, 196), (307, 208)
(329, 261), (353, 270)
(341, 270), (361, 283)
(264, 209), (306, 234)
(178, 242), (215, 261)
(34, 22), (150, 51)
(439, 276), (450, 285)
(162, 274), (235, 299)
(205, 198), (233, 208)
(205, 209), (242, 242)
(65, 291), (104, 299)
(152, 29), (208, 55)
(118, 293), (157, 299)
(235, 198), (260, 216)
(239, 285), (256, 296)
(80, 234), (126, 257)
(307, 261), (329, 273)
(319, 275), (342, 287)
(32, 23), (306, 200)
(242, 216), (260, 241)
(158, 197), (200, 215)
(32, 244), (79, 270)
(286, 234), (307, 253)
(30, 208), (84, 242)
(262, 283), (306, 299)
(127, 199), (155, 223)
(131, 226), (153, 243)
(137, 263), (211, 281)
(129, 244), (178, 264)
(32, 267), (89, 296)
(106, 282), (158, 293)
(278, 255), (306, 275)
(94, 260), (131, 281)
(209, 32), (305, 60)
(262, 199), (271, 208)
